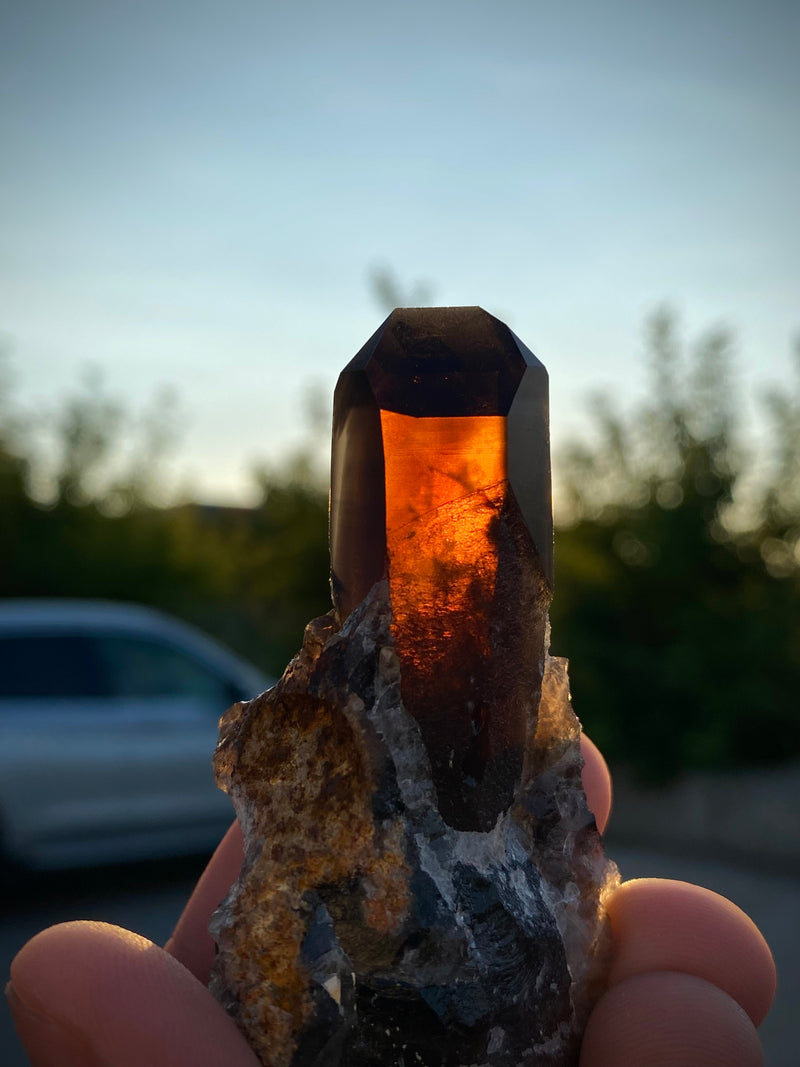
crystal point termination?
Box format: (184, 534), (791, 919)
(210, 308), (619, 1067)
(330, 307), (552, 831)
(330, 305), (553, 611)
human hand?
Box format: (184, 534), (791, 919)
(7, 738), (776, 1067)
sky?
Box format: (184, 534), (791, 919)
(1, 0), (798, 503)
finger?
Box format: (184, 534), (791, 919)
(579, 971), (763, 1067)
(166, 819), (244, 984)
(607, 878), (776, 1026)
(8, 920), (260, 1067)
(580, 733), (612, 833)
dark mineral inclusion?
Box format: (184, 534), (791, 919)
(210, 308), (619, 1067)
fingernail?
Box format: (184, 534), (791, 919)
(6, 980), (100, 1067)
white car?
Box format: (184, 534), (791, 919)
(0, 600), (271, 871)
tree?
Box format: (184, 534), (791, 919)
(2, 310), (798, 781)
(551, 310), (800, 780)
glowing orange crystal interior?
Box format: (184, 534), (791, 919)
(330, 307), (552, 829)
(381, 412), (507, 534)
(380, 410), (523, 826)
(381, 413), (503, 707)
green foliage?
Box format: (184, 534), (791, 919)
(1, 312), (798, 781)
(0, 354), (330, 680)
(552, 310), (800, 780)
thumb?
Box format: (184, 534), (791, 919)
(7, 920), (259, 1067)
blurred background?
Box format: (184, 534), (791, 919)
(1, 0), (798, 1063)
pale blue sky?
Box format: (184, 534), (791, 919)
(1, 0), (798, 501)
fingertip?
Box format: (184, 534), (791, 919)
(6, 971), (94, 1067)
(580, 971), (764, 1067)
(606, 878), (776, 1026)
(9, 920), (259, 1067)
(580, 733), (612, 833)
(10, 920), (157, 1031)
(166, 819), (243, 983)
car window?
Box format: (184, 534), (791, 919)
(93, 634), (232, 702)
(0, 633), (108, 698)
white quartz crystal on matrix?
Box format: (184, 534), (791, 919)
(209, 582), (619, 1067)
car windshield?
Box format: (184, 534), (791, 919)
(0, 634), (106, 699)
(0, 630), (233, 703)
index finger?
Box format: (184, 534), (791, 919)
(165, 819), (243, 984)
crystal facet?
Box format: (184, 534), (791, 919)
(209, 308), (619, 1067)
(331, 308), (552, 830)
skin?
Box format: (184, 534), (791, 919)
(6, 735), (776, 1067)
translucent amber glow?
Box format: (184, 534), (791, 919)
(381, 412), (507, 535)
(380, 411), (511, 799)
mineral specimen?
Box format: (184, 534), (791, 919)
(210, 308), (619, 1067)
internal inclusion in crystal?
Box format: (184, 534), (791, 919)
(330, 307), (553, 831)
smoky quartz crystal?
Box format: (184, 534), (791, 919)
(209, 308), (619, 1067)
